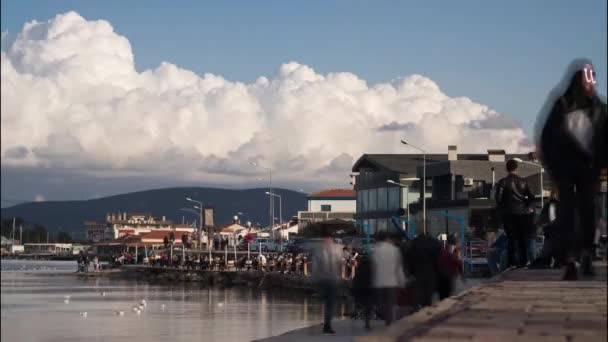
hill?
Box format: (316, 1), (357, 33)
(0, 187), (307, 239)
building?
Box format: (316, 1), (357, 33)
(352, 146), (540, 236)
(85, 212), (195, 242)
(297, 189), (356, 229)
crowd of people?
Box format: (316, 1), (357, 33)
(314, 227), (463, 334)
(77, 252), (100, 272)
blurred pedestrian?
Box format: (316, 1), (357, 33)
(530, 188), (563, 269)
(537, 60), (607, 278)
(495, 159), (535, 267)
(487, 229), (509, 275)
(351, 252), (373, 330)
(371, 233), (406, 326)
(312, 228), (342, 335)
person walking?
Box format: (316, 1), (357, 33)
(537, 60), (607, 278)
(495, 159), (535, 268)
(371, 233), (406, 326)
(487, 229), (509, 275)
(530, 188), (563, 269)
(312, 228), (342, 335)
(351, 251), (373, 330)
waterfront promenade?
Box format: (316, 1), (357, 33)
(258, 263), (607, 342)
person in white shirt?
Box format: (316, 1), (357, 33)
(371, 232), (406, 326)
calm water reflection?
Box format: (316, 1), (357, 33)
(1, 260), (323, 342)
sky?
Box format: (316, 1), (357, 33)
(1, 0), (606, 206)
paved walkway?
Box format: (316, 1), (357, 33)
(357, 263), (607, 342)
(256, 263), (607, 342)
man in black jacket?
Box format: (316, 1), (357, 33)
(495, 159), (535, 268)
(538, 60), (607, 278)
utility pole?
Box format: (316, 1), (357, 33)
(20, 225), (22, 244)
(12, 217), (15, 244)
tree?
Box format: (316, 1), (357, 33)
(163, 235), (169, 248)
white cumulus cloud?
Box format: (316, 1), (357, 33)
(1, 11), (531, 188)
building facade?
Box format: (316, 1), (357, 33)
(85, 212), (194, 242)
(352, 147), (539, 236)
(297, 189), (356, 228)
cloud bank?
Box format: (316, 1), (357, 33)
(1, 11), (530, 189)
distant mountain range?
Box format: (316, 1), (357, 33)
(0, 187), (308, 239)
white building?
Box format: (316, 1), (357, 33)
(85, 212), (195, 242)
(298, 189), (356, 228)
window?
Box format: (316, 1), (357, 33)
(369, 189), (378, 211)
(378, 219), (389, 234)
(377, 187), (387, 211)
(369, 219), (377, 235)
(321, 205), (331, 212)
(361, 189), (369, 213)
(388, 187), (400, 211)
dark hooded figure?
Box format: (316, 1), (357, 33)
(536, 59), (607, 278)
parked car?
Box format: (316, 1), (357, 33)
(249, 238), (280, 252)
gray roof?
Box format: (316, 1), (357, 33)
(352, 153), (530, 176)
(422, 160), (540, 182)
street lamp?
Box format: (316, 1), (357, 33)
(186, 197), (205, 252)
(251, 162), (273, 229)
(266, 191), (283, 251)
(401, 140), (427, 235)
(513, 158), (544, 208)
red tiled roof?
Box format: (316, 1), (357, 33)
(308, 189), (356, 198)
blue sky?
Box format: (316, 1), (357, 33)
(2, 0), (606, 136)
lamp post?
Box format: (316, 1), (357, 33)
(401, 140), (427, 235)
(266, 191), (282, 251)
(251, 162), (273, 229)
(186, 197), (204, 252)
(513, 158), (544, 208)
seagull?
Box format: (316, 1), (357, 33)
(101, 292), (106, 297)
(217, 302), (224, 307)
(160, 304), (166, 310)
(115, 311), (124, 316)
(141, 299), (147, 305)
(132, 306), (139, 312)
(138, 304), (145, 310)
(135, 309), (141, 315)
(80, 312), (88, 318)
(64, 295), (71, 300)
(64, 299), (70, 304)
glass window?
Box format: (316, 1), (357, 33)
(369, 189), (377, 211)
(388, 187), (400, 211)
(377, 187), (387, 211)
(357, 191), (362, 213)
(321, 205), (331, 212)
(377, 219), (388, 234)
(361, 190), (369, 213)
(369, 219), (377, 235)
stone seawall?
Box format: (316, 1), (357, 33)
(117, 265), (352, 296)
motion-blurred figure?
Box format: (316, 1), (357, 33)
(537, 60), (607, 278)
(351, 251), (373, 330)
(312, 228), (342, 335)
(530, 188), (563, 269)
(371, 233), (406, 326)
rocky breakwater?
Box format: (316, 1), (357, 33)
(119, 265), (351, 295)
